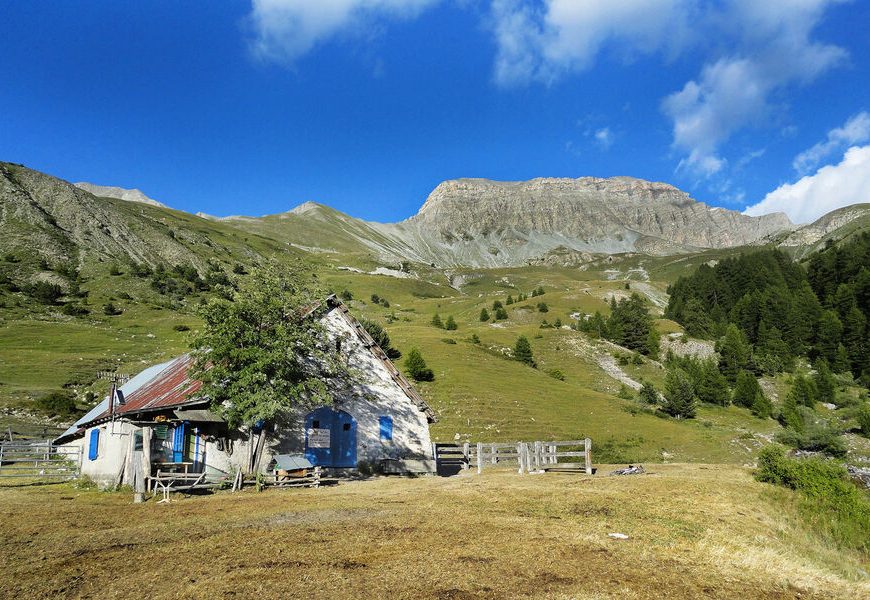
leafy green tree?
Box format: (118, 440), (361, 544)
(404, 348), (434, 382)
(662, 367), (697, 418)
(445, 315), (458, 330)
(513, 335), (535, 367)
(190, 262), (350, 428)
(639, 381), (659, 404)
(431, 313), (443, 328)
(479, 307), (490, 322)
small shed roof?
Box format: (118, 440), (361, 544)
(273, 454), (314, 471)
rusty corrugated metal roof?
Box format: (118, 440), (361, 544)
(91, 354), (203, 423)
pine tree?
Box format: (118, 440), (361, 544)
(732, 371), (771, 417)
(789, 374), (817, 408)
(445, 315), (458, 330)
(815, 310), (843, 364)
(696, 360), (729, 406)
(404, 348), (434, 382)
(431, 313), (443, 328)
(717, 324), (751, 384)
(513, 335), (535, 367)
(506, 295), (514, 305)
(494, 307), (508, 320)
(553, 317), (562, 328)
(479, 308), (490, 322)
(662, 367), (697, 418)
(813, 360), (836, 405)
(639, 381), (659, 404)
(492, 299), (503, 310)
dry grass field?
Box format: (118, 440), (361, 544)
(1, 464), (868, 599)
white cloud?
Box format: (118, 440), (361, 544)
(744, 145), (870, 223)
(489, 1), (848, 177)
(593, 127), (613, 150)
(662, 0), (847, 177)
(247, 0), (439, 64)
(793, 111), (870, 174)
(491, 0), (696, 86)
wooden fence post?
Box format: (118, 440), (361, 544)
(516, 442), (524, 475)
(584, 438), (592, 475)
(491, 444), (497, 465)
(462, 442), (470, 469)
(476, 442), (484, 475)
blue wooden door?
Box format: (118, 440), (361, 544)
(304, 407), (357, 468)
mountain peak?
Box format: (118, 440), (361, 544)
(74, 182), (166, 208)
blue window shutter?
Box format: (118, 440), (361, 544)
(379, 416), (393, 441)
(88, 429), (100, 461)
(172, 422), (186, 462)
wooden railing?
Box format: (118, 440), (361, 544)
(439, 439), (592, 475)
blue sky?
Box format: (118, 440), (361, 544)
(1, 1), (869, 224)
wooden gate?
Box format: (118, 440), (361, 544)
(0, 440), (81, 482)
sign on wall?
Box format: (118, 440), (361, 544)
(307, 428), (331, 448)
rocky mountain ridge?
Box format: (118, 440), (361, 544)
(73, 182), (166, 208)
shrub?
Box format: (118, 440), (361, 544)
(27, 281), (63, 305)
(775, 408), (846, 457)
(492, 299), (503, 310)
(109, 263), (122, 276)
(359, 318), (401, 359)
(173, 324), (191, 332)
(617, 384), (634, 399)
(857, 403), (870, 438)
(469, 333), (480, 344)
(506, 295), (514, 305)
(371, 293), (380, 304)
(441, 338), (457, 345)
(479, 308), (490, 322)
(404, 348), (434, 382)
(103, 302), (122, 316)
(537, 302), (549, 313)
(61, 303), (89, 317)
(547, 369), (565, 381)
(340, 289), (353, 301)
(36, 390), (78, 417)
(431, 313), (443, 328)
(444, 315), (457, 330)
(755, 445), (870, 554)
(232, 263), (247, 275)
(494, 307), (508, 320)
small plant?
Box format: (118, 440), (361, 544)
(506, 295), (514, 305)
(537, 302), (549, 313)
(173, 324), (191, 332)
(441, 338), (457, 345)
(546, 369), (565, 381)
(103, 302), (122, 316)
(340, 289), (353, 301)
(617, 384), (635, 400)
(61, 303), (89, 316)
(109, 264), (122, 276)
(431, 313), (444, 328)
(553, 317), (562, 328)
(479, 308), (490, 322)
(371, 293), (380, 304)
(232, 263), (247, 275)
(469, 333), (481, 344)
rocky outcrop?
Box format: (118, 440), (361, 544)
(378, 177), (793, 266)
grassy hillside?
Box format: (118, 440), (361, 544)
(1, 465), (867, 598)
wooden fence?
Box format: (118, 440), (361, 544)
(0, 440), (81, 481)
(434, 439), (592, 475)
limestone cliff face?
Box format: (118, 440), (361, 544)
(381, 177), (793, 266)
